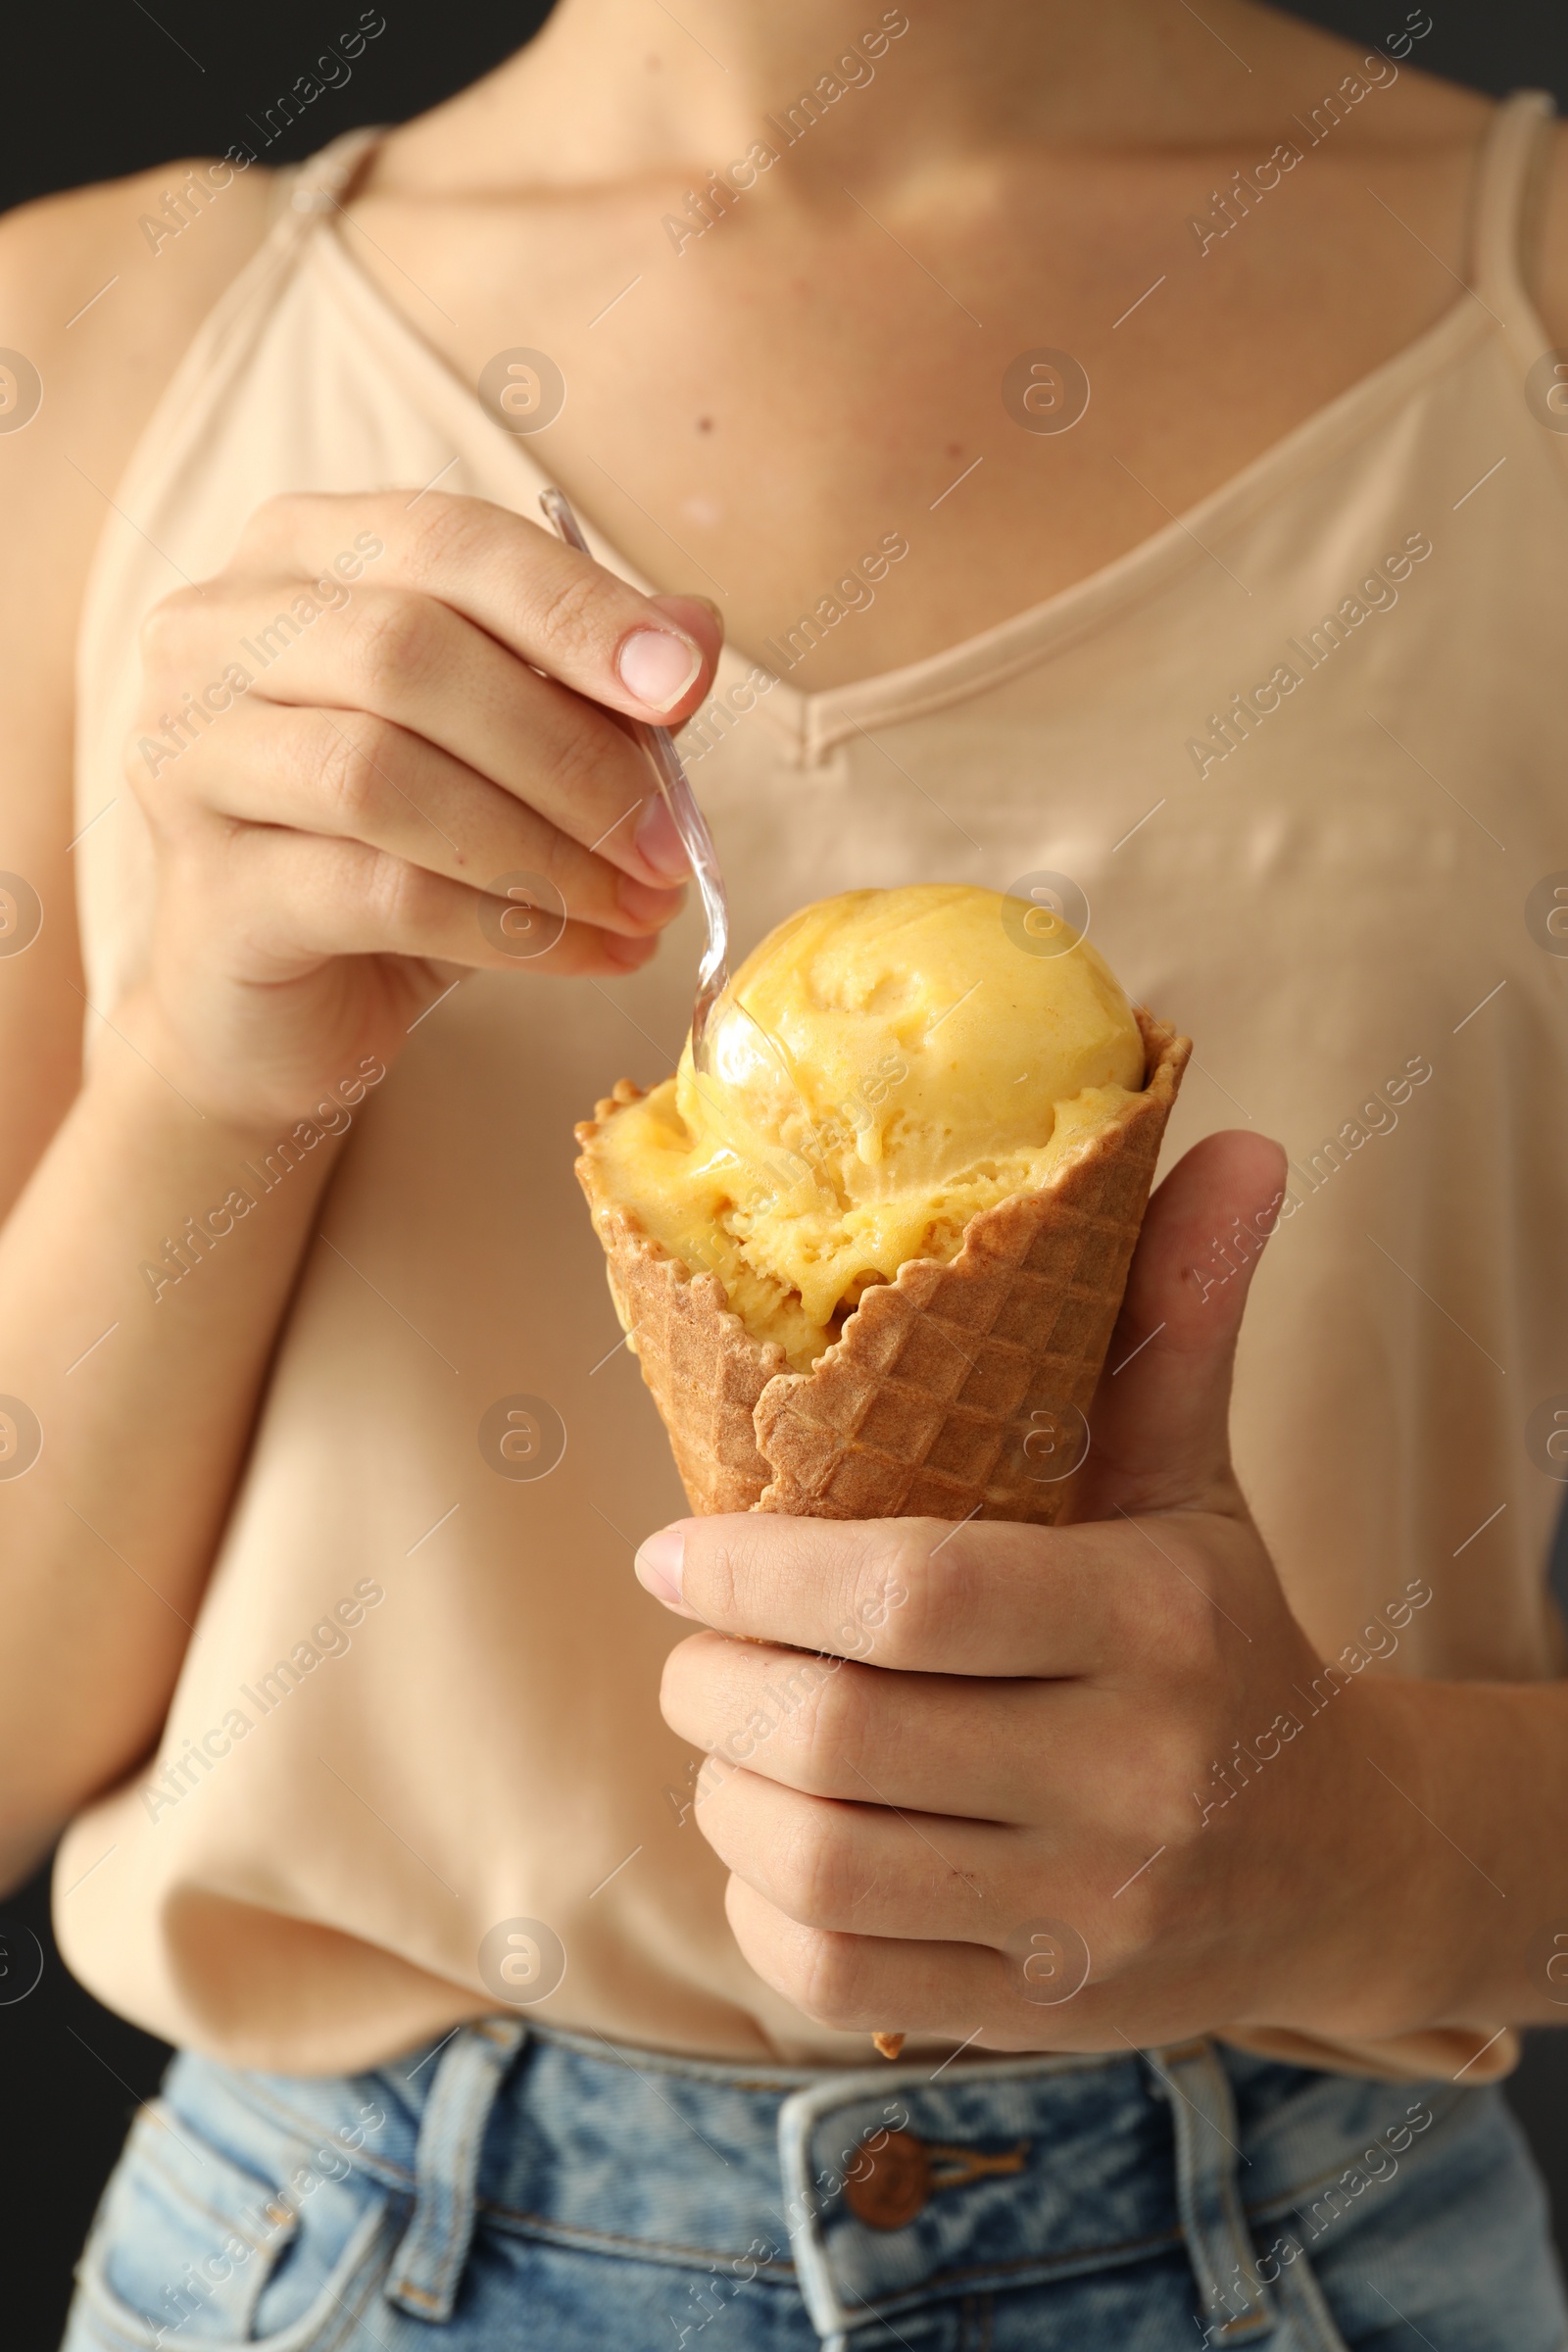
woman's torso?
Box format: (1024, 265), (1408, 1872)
(53, 95), (1568, 2085)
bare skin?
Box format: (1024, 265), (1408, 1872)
(0, 0), (1564, 2039)
(342, 0), (1568, 677)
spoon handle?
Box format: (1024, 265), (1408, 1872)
(538, 487), (730, 1070)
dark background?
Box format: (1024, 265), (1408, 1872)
(3, 0), (1568, 214)
(3, 3), (1567, 2346)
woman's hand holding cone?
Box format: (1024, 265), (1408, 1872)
(635, 1131), (1469, 2057)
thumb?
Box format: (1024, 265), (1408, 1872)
(1070, 1129), (1288, 1519)
(649, 593), (723, 682)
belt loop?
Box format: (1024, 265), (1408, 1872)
(383, 2019), (527, 2324)
(1148, 2039), (1273, 2345)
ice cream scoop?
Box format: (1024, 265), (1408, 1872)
(589, 884), (1147, 1371)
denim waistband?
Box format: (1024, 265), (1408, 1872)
(194, 2021), (1446, 2346)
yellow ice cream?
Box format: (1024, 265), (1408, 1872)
(588, 884), (1146, 1371)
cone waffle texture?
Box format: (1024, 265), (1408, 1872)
(574, 1006), (1189, 1527)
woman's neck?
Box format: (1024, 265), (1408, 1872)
(390, 0), (1324, 194)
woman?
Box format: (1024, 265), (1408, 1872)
(3, 0), (1567, 2342)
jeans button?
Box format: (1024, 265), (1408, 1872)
(843, 2132), (932, 2230)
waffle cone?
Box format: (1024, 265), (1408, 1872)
(575, 1006), (1188, 1524)
(574, 1004), (1189, 2059)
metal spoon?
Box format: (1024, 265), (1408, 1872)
(539, 486), (730, 1073)
(538, 486), (828, 1199)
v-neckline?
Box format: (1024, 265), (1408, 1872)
(307, 130), (1494, 759)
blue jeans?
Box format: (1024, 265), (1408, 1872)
(62, 2021), (1566, 2349)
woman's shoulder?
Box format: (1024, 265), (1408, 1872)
(1380, 66), (1568, 339)
(0, 161), (282, 1182)
(0, 157), (280, 503)
(1540, 121), (1568, 341)
(1264, 14), (1568, 341)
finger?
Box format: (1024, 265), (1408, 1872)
(233, 491), (722, 725)
(659, 591), (724, 651)
(724, 1878), (1089, 2053)
(139, 570), (694, 892)
(172, 701), (685, 939)
(695, 1764), (1012, 1943)
(1077, 1130), (1288, 1518)
(195, 824), (660, 980)
(662, 1631), (1078, 1821)
(637, 1510), (1125, 1678)
(197, 578), (691, 888)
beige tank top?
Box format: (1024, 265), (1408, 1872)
(56, 97), (1568, 2085)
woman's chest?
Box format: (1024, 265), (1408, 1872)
(339, 143), (1471, 683)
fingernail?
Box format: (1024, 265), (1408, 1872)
(634, 1527), (686, 1606)
(616, 626), (702, 712)
(633, 794), (691, 879)
(617, 873), (686, 927)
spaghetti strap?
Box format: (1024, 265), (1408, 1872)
(264, 123), (387, 236)
(1466, 89), (1555, 312)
